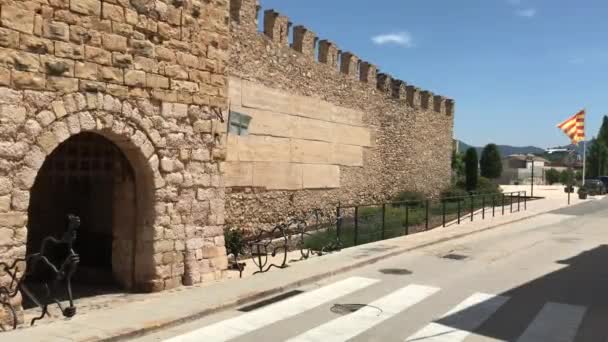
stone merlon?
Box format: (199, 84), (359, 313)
(292, 25), (317, 60)
(420, 90), (434, 110)
(263, 9), (291, 46)
(433, 95), (447, 113)
(318, 40), (339, 68)
(406, 85), (422, 108)
(359, 61), (377, 87)
(391, 79), (407, 100)
(446, 99), (455, 116)
(376, 73), (392, 95)
(340, 52), (359, 78)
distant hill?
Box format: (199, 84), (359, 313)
(456, 141), (545, 157)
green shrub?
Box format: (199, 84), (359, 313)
(560, 169), (574, 185)
(475, 177), (502, 195)
(545, 168), (560, 185)
(464, 148), (479, 191)
(392, 191), (425, 207)
(440, 186), (469, 201)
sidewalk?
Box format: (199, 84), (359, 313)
(2, 188), (599, 342)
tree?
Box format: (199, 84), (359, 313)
(545, 168), (560, 185)
(585, 116), (608, 178)
(451, 151), (465, 183)
(560, 169), (574, 185)
(480, 144), (503, 179)
(586, 138), (608, 178)
(598, 116), (608, 146)
(575, 170), (583, 182)
(464, 148), (479, 191)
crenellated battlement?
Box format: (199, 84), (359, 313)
(230, 0), (454, 116)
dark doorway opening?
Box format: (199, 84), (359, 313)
(25, 132), (137, 306)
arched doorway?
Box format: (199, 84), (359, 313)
(26, 132), (139, 298)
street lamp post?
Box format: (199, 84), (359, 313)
(527, 154), (535, 198)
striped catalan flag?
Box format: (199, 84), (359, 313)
(557, 109), (585, 144)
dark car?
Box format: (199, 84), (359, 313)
(583, 179), (606, 195)
(597, 176), (608, 189)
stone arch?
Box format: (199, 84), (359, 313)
(1, 90), (227, 300)
(16, 95), (164, 292)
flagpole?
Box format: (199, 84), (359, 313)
(582, 139), (586, 185)
(582, 108), (586, 186)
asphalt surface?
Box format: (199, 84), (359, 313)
(133, 197), (608, 342)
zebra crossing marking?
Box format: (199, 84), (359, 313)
(405, 293), (509, 341)
(516, 302), (586, 342)
(162, 276), (379, 342)
(287, 284), (440, 342)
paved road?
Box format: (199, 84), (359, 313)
(134, 197), (608, 342)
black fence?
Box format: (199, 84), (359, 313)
(228, 191), (529, 277)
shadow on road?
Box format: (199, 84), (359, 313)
(420, 244), (608, 341)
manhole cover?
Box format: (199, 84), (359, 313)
(330, 304), (382, 316)
(442, 253), (468, 260)
(379, 268), (412, 275)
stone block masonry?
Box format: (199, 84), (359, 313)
(227, 0), (455, 230)
(0, 0), (231, 324)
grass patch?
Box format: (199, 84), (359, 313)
(304, 193), (524, 251)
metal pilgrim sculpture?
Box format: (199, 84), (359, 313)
(0, 215), (80, 329)
(229, 209), (343, 278)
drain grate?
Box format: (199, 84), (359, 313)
(379, 268), (412, 275)
(238, 290), (304, 312)
(442, 253), (468, 260)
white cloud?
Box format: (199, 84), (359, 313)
(371, 32), (413, 47)
(516, 8), (537, 17)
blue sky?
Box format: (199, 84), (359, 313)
(258, 0), (608, 148)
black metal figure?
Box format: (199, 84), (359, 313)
(0, 215), (80, 330)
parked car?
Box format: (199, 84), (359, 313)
(597, 176), (608, 189)
(583, 179), (606, 196)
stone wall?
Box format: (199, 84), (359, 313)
(226, 0), (455, 229)
(0, 0), (231, 320)
(225, 77), (371, 190)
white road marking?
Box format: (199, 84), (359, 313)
(516, 302), (586, 342)
(405, 293), (509, 342)
(287, 284), (440, 342)
(162, 277), (379, 342)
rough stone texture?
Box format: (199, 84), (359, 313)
(0, 0), (230, 322)
(227, 0), (455, 230)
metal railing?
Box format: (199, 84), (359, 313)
(227, 191), (529, 277)
(335, 191), (527, 248)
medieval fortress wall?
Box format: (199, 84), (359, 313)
(0, 0), (454, 323)
(226, 0), (455, 229)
